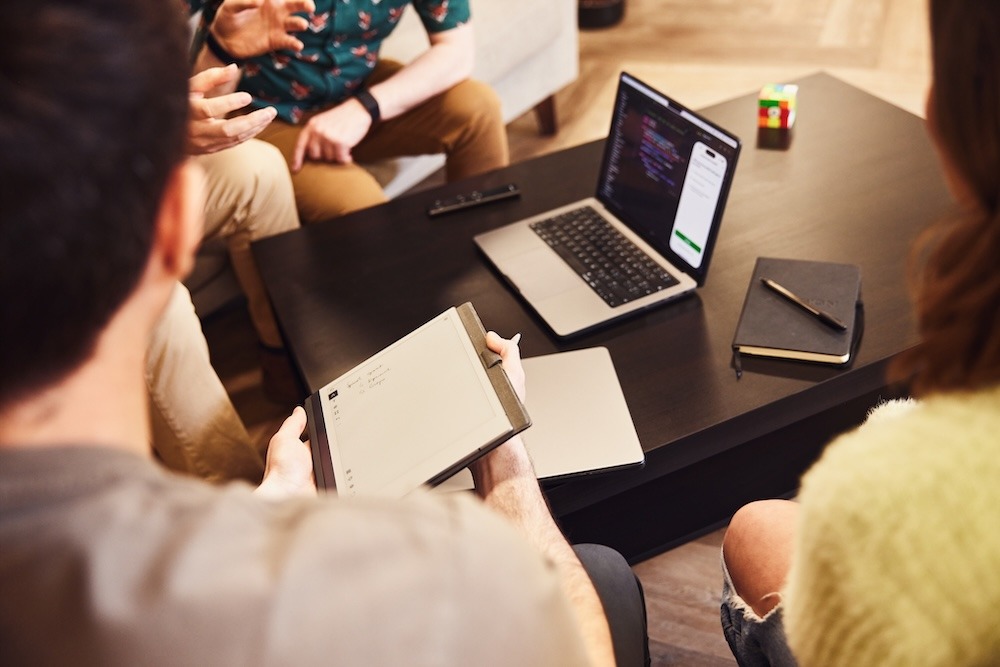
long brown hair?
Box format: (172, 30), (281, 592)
(889, 0), (1000, 396)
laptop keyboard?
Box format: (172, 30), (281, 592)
(530, 206), (679, 308)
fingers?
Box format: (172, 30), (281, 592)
(221, 0), (264, 10)
(292, 126), (311, 172)
(485, 330), (519, 358)
(309, 141), (348, 164)
(276, 405), (308, 440)
(285, 15), (309, 33)
(257, 405), (315, 499)
(486, 331), (526, 401)
(188, 106), (276, 154)
(220, 106), (278, 141)
(485, 330), (506, 358)
(275, 34), (306, 54)
(333, 144), (354, 164)
(188, 64), (241, 95)
(291, 127), (354, 172)
(287, 0), (316, 13)
(192, 90), (255, 120)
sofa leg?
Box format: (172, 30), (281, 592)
(533, 95), (558, 136)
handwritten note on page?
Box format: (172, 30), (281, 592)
(317, 309), (511, 497)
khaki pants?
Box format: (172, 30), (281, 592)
(147, 284), (263, 484)
(197, 140), (299, 348)
(259, 62), (509, 223)
(146, 139), (300, 483)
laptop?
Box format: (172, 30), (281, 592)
(435, 346), (645, 492)
(475, 72), (742, 337)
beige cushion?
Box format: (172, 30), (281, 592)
(383, 0), (567, 85)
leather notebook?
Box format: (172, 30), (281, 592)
(732, 257), (862, 371)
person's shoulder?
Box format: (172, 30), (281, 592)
(793, 383), (1000, 590)
(0, 445), (195, 511)
(792, 385), (1000, 584)
(801, 385), (1000, 507)
(253, 491), (587, 664)
(786, 385), (1000, 664)
(237, 488), (564, 606)
(312, 490), (558, 584)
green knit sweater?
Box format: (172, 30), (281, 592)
(783, 384), (1000, 666)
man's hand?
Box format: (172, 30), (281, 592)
(468, 332), (531, 497)
(487, 331), (525, 402)
(255, 406), (317, 499)
(283, 22), (475, 172)
(291, 99), (373, 172)
(187, 65), (277, 155)
(211, 0), (316, 60)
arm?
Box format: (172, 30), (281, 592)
(366, 22), (474, 123)
(469, 333), (616, 667)
(191, 0), (315, 95)
(255, 406), (317, 498)
(290, 22), (475, 172)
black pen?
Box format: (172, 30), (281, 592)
(760, 278), (847, 331)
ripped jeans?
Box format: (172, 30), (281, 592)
(720, 551), (798, 667)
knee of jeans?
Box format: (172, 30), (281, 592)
(721, 550), (781, 625)
(723, 579), (770, 624)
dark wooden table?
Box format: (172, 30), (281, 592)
(253, 73), (952, 562)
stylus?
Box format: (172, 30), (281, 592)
(760, 278), (847, 331)
(426, 183), (520, 217)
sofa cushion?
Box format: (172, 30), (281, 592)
(381, 0), (565, 84)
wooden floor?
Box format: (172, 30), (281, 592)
(203, 1), (931, 663)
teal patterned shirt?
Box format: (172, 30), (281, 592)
(190, 1), (470, 123)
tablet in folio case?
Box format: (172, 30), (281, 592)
(304, 303), (531, 498)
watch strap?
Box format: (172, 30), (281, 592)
(355, 89), (381, 124)
(205, 30), (246, 67)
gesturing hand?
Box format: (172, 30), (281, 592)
(212, 0), (317, 60)
(255, 406), (317, 499)
(187, 65), (277, 155)
(291, 98), (372, 172)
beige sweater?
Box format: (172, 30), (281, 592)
(783, 384), (1000, 666)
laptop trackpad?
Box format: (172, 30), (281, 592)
(504, 248), (581, 299)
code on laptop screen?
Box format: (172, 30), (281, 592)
(598, 74), (740, 275)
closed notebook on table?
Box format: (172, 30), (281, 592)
(732, 257), (862, 367)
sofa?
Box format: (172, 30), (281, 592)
(187, 0), (580, 316)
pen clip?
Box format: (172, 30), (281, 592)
(817, 310), (848, 331)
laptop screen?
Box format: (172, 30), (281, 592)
(597, 73), (741, 284)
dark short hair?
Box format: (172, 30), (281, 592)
(0, 0), (190, 407)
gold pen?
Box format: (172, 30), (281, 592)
(760, 278), (847, 331)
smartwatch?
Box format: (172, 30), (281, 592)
(355, 89), (381, 124)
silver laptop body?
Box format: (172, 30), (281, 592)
(436, 346), (645, 492)
(475, 72), (741, 338)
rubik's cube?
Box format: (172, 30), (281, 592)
(758, 84), (798, 129)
